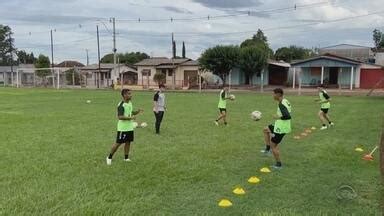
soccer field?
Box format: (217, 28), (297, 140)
(1, 88), (383, 215)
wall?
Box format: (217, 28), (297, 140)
(360, 68), (384, 89)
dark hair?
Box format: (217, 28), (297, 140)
(159, 84), (165, 89)
(318, 84), (325, 88)
(273, 88), (284, 95)
(121, 88), (130, 96)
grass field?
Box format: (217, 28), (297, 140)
(0, 88), (383, 215)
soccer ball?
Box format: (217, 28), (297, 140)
(86, 100), (91, 104)
(133, 122), (139, 128)
(229, 94), (235, 100)
(140, 122), (148, 128)
(251, 111), (262, 121)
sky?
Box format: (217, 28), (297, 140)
(1, 0), (384, 64)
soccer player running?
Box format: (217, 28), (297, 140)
(153, 84), (166, 134)
(106, 89), (143, 165)
(315, 84), (334, 130)
(215, 85), (231, 126)
(261, 88), (292, 169)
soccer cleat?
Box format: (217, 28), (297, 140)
(320, 126), (328, 130)
(329, 122), (335, 127)
(124, 158), (132, 162)
(260, 150), (272, 156)
(106, 157), (112, 165)
(270, 165), (282, 170)
(214, 121), (219, 126)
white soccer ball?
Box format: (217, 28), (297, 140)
(86, 100), (91, 104)
(140, 122), (148, 128)
(251, 111), (262, 121)
(229, 94), (235, 100)
(133, 122), (139, 128)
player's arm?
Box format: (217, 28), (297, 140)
(132, 109), (143, 115)
(277, 103), (291, 120)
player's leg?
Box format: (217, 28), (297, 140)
(107, 131), (124, 165)
(157, 111), (164, 133)
(154, 111), (160, 134)
(215, 109), (224, 125)
(222, 110), (227, 125)
(318, 110), (328, 130)
(323, 110), (334, 126)
(270, 133), (284, 169)
(124, 131), (134, 161)
(261, 125), (273, 154)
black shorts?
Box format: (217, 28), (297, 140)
(320, 108), (329, 114)
(219, 108), (227, 114)
(116, 131), (134, 144)
(268, 124), (285, 144)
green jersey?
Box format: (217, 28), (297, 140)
(218, 90), (227, 109)
(319, 90), (331, 109)
(274, 98), (292, 134)
(117, 101), (134, 132)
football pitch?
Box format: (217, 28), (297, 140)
(0, 88), (383, 215)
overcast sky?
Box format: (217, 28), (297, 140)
(1, 0), (383, 64)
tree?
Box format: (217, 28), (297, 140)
(34, 54), (51, 86)
(240, 29), (273, 58)
(182, 41), (186, 58)
(274, 46), (314, 63)
(153, 72), (166, 85)
(238, 46), (268, 85)
(199, 45), (240, 84)
(101, 52), (149, 64)
(373, 29), (384, 50)
(17, 50), (36, 64)
(0, 25), (15, 66)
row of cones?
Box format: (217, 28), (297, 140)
(218, 167), (272, 207)
(294, 126), (316, 140)
(355, 146), (378, 161)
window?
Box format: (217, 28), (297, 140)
(168, 69), (173, 76)
(142, 69), (151, 76)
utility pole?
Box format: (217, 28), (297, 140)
(111, 17), (117, 77)
(171, 33), (175, 89)
(50, 29), (55, 88)
(9, 34), (14, 87)
(97, 25), (101, 89)
(86, 49), (89, 66)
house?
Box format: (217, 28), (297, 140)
(79, 63), (137, 88)
(319, 44), (375, 63)
(56, 61), (84, 68)
(290, 53), (384, 89)
(374, 48), (384, 66)
(134, 57), (202, 88)
(0, 64), (36, 86)
(225, 60), (291, 86)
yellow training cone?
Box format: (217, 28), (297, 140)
(294, 136), (301, 140)
(311, 126), (316, 130)
(248, 176), (260, 184)
(233, 187), (246, 195)
(305, 129), (312, 133)
(218, 199), (233, 207)
(301, 132), (308, 136)
(355, 148), (364, 152)
(260, 167), (271, 173)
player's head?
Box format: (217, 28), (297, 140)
(223, 85), (228, 91)
(317, 84), (325, 91)
(159, 84), (165, 92)
(121, 89), (132, 100)
(273, 88), (284, 101)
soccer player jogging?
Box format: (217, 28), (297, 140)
(315, 84), (334, 130)
(153, 84), (166, 134)
(215, 86), (232, 126)
(261, 88), (292, 169)
(106, 89), (143, 165)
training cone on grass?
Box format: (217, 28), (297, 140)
(305, 129), (312, 133)
(354, 147), (364, 152)
(301, 132), (308, 136)
(233, 187), (246, 195)
(311, 126), (316, 130)
(362, 146), (378, 161)
(248, 176), (260, 184)
(294, 136), (301, 140)
(260, 167), (271, 173)
(218, 199), (233, 207)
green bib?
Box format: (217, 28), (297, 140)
(274, 98), (292, 134)
(319, 91), (330, 109)
(218, 90), (227, 108)
(117, 101), (134, 131)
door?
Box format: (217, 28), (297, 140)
(329, 67), (338, 85)
(184, 70), (198, 86)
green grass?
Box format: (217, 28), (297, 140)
(0, 88), (383, 215)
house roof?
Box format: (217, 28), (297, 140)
(291, 53), (361, 67)
(180, 60), (199, 66)
(134, 57), (191, 66)
(320, 44), (372, 50)
(56, 61), (84, 67)
(268, 59), (290, 68)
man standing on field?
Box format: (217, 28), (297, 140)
(215, 85), (232, 126)
(315, 84), (334, 130)
(106, 89), (143, 165)
(153, 84), (166, 134)
(261, 88), (292, 169)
